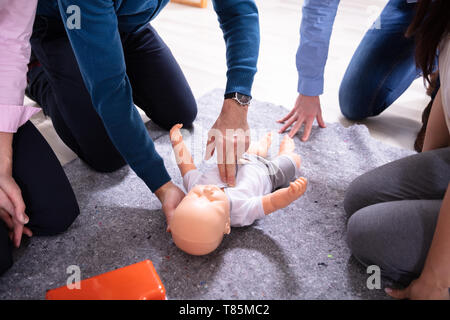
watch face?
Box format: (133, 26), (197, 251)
(236, 93), (251, 105)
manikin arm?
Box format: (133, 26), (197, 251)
(170, 124), (197, 177)
(262, 177), (307, 215)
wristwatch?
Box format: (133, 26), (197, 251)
(224, 92), (252, 106)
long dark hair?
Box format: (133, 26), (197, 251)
(406, 0), (450, 84)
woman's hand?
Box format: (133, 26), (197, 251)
(386, 273), (450, 300)
(0, 132), (31, 247)
(0, 180), (32, 248)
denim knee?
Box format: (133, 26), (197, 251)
(339, 75), (377, 121)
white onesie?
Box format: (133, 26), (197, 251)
(182, 154), (297, 227)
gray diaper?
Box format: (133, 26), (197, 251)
(241, 153), (297, 191)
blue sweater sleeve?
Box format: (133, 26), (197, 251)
(212, 0), (260, 97)
(297, 0), (340, 96)
(57, 0), (170, 192)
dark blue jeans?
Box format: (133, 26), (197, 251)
(339, 0), (420, 120)
(28, 16), (197, 172)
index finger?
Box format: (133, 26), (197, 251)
(226, 163), (236, 187)
(218, 163), (227, 184)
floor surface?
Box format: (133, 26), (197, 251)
(0, 90), (414, 300)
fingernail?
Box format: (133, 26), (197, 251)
(384, 288), (392, 293)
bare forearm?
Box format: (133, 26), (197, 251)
(423, 89), (450, 152)
(421, 184), (450, 289)
(0, 132), (13, 173)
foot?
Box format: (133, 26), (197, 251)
(278, 134), (295, 155)
(247, 132), (273, 157)
(278, 135), (301, 168)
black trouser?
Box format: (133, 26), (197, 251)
(0, 122), (80, 276)
(28, 16), (197, 173)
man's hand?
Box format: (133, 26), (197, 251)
(154, 181), (186, 232)
(205, 99), (250, 186)
(277, 94), (326, 141)
(385, 272), (450, 300)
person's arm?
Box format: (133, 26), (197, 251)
(0, 133), (32, 248)
(205, 0), (260, 187)
(0, 0), (39, 247)
(56, 0), (184, 220)
(57, 0), (170, 190)
(423, 89), (450, 151)
(278, 0), (340, 140)
(169, 124), (197, 177)
(0, 0), (41, 134)
(262, 177), (307, 215)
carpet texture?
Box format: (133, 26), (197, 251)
(0, 89), (414, 300)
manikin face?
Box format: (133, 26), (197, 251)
(170, 185), (231, 255)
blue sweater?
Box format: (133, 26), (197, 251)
(37, 0), (260, 192)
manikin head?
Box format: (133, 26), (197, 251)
(170, 185), (230, 255)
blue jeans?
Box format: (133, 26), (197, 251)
(339, 0), (419, 120)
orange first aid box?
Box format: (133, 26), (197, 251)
(46, 260), (166, 300)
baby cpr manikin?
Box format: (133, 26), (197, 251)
(168, 124), (307, 255)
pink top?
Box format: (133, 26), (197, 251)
(0, 0), (40, 133)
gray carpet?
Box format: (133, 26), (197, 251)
(0, 89), (414, 300)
